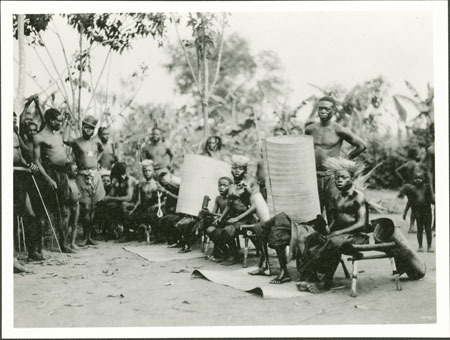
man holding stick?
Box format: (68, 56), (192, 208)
(14, 113), (42, 267)
(63, 115), (105, 246)
(33, 108), (73, 253)
(305, 96), (366, 225)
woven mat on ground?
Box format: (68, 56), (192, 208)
(192, 265), (309, 299)
(123, 245), (204, 262)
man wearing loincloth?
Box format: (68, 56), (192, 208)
(305, 96), (366, 225)
(33, 108), (73, 253)
(296, 157), (369, 293)
(63, 115), (105, 246)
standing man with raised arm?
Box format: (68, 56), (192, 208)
(63, 115), (105, 246)
(33, 108), (73, 253)
(305, 96), (366, 225)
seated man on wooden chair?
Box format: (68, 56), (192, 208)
(296, 157), (369, 293)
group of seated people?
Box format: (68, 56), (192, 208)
(13, 95), (432, 295)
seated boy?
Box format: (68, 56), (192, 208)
(204, 176), (233, 260)
(297, 157), (369, 293)
(102, 162), (138, 242)
(128, 160), (162, 241)
(218, 155), (259, 266)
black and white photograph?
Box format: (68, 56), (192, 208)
(2, 1), (449, 338)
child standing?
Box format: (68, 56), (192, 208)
(65, 162), (81, 250)
(396, 147), (421, 233)
(403, 170), (435, 252)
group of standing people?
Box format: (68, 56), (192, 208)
(13, 95), (435, 295)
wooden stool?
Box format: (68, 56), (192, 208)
(240, 225), (259, 268)
(347, 242), (401, 297)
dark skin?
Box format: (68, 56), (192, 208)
(403, 172), (435, 252)
(219, 165), (259, 266)
(396, 157), (420, 233)
(66, 164), (81, 250)
(21, 124), (38, 163)
(140, 128), (173, 168)
(64, 122), (102, 170)
(305, 101), (366, 171)
(33, 113), (66, 190)
(128, 165), (161, 216)
(98, 129), (117, 170)
(425, 143), (435, 232)
(63, 120), (102, 245)
(20, 95), (45, 135)
(303, 169), (367, 294)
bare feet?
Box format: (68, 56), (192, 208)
(61, 246), (76, 254)
(427, 247), (434, 253)
(14, 258), (33, 273)
(27, 251), (45, 262)
(248, 267), (271, 276)
(70, 243), (80, 250)
(306, 281), (328, 294)
(168, 242), (183, 248)
(86, 237), (98, 246)
(221, 256), (239, 266)
(295, 281), (309, 291)
(418, 247), (424, 252)
(178, 247), (192, 253)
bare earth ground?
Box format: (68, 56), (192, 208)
(14, 190), (436, 327)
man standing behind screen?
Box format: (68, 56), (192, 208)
(305, 96), (366, 225)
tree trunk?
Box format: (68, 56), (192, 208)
(14, 15), (26, 114)
(77, 22), (84, 128)
(202, 22), (209, 138)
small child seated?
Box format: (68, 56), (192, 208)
(65, 162), (81, 250)
(100, 168), (112, 195)
(402, 170), (435, 252)
(204, 176), (233, 260)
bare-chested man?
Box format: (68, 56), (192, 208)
(20, 122), (38, 164)
(63, 115), (105, 246)
(305, 96), (366, 225)
(14, 113), (41, 269)
(98, 127), (117, 170)
(296, 157), (368, 293)
(140, 127), (173, 172)
(33, 108), (73, 253)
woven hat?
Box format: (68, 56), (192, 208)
(82, 115), (98, 128)
(100, 168), (111, 177)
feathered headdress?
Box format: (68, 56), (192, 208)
(231, 155), (250, 167)
(322, 157), (364, 178)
